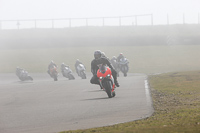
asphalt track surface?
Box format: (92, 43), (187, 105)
(0, 73), (153, 133)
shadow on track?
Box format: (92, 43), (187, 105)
(82, 97), (109, 101)
(14, 81), (34, 84)
(88, 90), (103, 92)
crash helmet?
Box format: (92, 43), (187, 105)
(60, 63), (64, 68)
(94, 50), (102, 59)
(101, 52), (106, 58)
(119, 53), (124, 57)
(51, 60), (54, 64)
(112, 56), (116, 60)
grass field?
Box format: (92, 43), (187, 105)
(1, 45), (200, 74)
(60, 71), (200, 133)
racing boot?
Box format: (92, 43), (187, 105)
(114, 79), (120, 87)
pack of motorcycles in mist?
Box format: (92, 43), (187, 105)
(15, 54), (129, 98)
(15, 60), (87, 81)
(15, 55), (129, 82)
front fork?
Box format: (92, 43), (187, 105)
(99, 76), (115, 91)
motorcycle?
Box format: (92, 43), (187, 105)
(16, 68), (33, 81)
(118, 57), (129, 77)
(97, 64), (116, 98)
(77, 64), (86, 79)
(61, 66), (75, 80)
(49, 66), (58, 81)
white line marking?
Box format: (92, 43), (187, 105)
(144, 79), (151, 105)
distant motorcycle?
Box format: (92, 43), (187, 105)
(118, 57), (129, 77)
(61, 66), (75, 80)
(49, 66), (58, 81)
(16, 68), (33, 81)
(77, 64), (86, 79)
(97, 64), (116, 98)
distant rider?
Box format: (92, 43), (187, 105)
(75, 59), (83, 76)
(16, 67), (24, 77)
(110, 56), (118, 70)
(47, 60), (58, 75)
(90, 50), (120, 88)
(101, 52), (110, 60)
(61, 63), (69, 73)
(117, 53), (124, 62)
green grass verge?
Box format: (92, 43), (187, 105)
(60, 71), (200, 133)
(1, 45), (200, 73)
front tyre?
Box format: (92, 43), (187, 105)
(53, 73), (58, 81)
(124, 73), (127, 77)
(69, 74), (75, 80)
(54, 77), (58, 81)
(28, 76), (33, 81)
(80, 71), (86, 79)
(104, 81), (113, 98)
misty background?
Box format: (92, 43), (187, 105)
(0, 0), (200, 28)
(0, 0), (200, 73)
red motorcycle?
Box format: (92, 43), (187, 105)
(49, 66), (58, 81)
(97, 64), (116, 98)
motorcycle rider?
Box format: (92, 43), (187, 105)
(117, 53), (124, 62)
(101, 52), (110, 61)
(90, 50), (120, 88)
(16, 67), (24, 77)
(117, 53), (129, 75)
(111, 56), (117, 64)
(47, 60), (58, 75)
(110, 56), (118, 69)
(61, 63), (69, 73)
(75, 59), (83, 76)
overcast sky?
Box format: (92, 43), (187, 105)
(0, 0), (200, 27)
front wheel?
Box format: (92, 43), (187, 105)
(68, 74), (75, 80)
(103, 81), (113, 98)
(28, 76), (33, 81)
(54, 77), (58, 81)
(52, 73), (58, 81)
(80, 71), (86, 79)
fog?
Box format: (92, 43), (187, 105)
(0, 0), (200, 26)
(0, 0), (200, 73)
